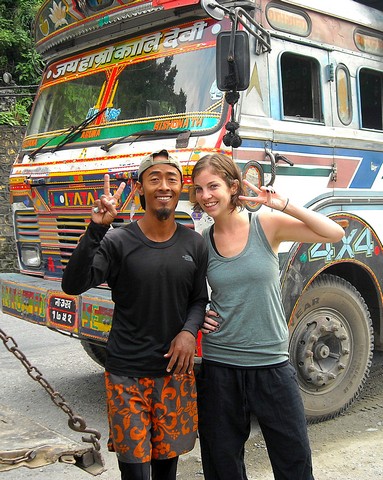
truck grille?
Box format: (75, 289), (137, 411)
(14, 210), (39, 242)
(14, 210), (194, 278)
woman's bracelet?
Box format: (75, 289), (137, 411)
(281, 198), (289, 212)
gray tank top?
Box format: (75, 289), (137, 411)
(202, 214), (289, 367)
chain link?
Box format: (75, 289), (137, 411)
(0, 450), (36, 465)
(0, 328), (102, 453)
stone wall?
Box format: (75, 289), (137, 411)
(0, 126), (25, 272)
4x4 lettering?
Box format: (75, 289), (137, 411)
(307, 226), (375, 263)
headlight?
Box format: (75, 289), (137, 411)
(20, 245), (42, 268)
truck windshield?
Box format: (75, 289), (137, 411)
(27, 46), (223, 138)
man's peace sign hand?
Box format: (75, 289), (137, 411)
(92, 174), (126, 226)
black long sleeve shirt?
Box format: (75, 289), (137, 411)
(62, 221), (208, 377)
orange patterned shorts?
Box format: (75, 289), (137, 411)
(105, 372), (198, 463)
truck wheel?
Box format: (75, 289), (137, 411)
(81, 340), (106, 367)
(289, 274), (373, 423)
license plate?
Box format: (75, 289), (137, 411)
(47, 293), (78, 330)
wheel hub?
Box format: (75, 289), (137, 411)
(296, 315), (350, 387)
(314, 342), (330, 359)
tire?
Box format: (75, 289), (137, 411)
(81, 340), (107, 367)
(289, 274), (374, 423)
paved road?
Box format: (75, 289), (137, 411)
(1, 312), (383, 479)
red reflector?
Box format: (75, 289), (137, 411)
(152, 0), (199, 9)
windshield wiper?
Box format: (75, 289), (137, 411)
(50, 108), (107, 154)
(29, 108), (107, 159)
(28, 126), (74, 160)
(101, 129), (190, 152)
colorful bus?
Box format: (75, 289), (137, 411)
(1, 0), (383, 423)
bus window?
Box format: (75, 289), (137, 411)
(336, 64), (352, 125)
(280, 52), (323, 123)
(359, 68), (383, 130)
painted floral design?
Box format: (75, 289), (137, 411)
(49, 1), (68, 28)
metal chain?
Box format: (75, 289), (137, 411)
(0, 449), (36, 465)
(0, 328), (102, 453)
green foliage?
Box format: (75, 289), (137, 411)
(0, 96), (33, 126)
(0, 0), (43, 125)
(0, 0), (43, 85)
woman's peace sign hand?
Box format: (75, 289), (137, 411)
(239, 179), (287, 212)
(92, 174), (126, 225)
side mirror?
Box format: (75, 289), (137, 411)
(216, 31), (250, 92)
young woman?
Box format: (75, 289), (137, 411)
(191, 153), (344, 480)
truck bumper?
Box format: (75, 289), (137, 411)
(0, 273), (113, 344)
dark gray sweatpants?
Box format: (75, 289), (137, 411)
(196, 360), (314, 480)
